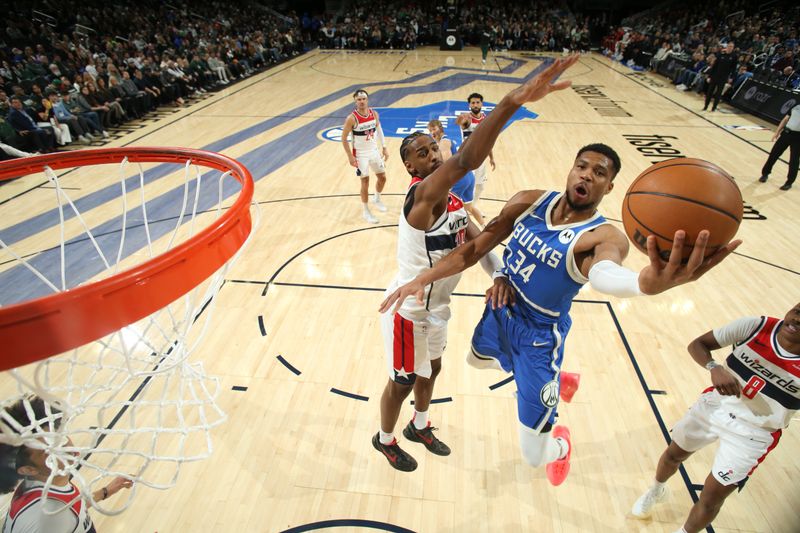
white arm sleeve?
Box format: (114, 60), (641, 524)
(478, 252), (504, 278)
(588, 260), (641, 298)
(712, 316), (761, 347)
(376, 123), (385, 149)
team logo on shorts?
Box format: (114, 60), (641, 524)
(540, 380), (560, 408)
(558, 229), (575, 244)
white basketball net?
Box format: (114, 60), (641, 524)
(0, 156), (258, 515)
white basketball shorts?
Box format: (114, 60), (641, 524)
(671, 388), (782, 486)
(380, 311), (447, 385)
(354, 150), (385, 178)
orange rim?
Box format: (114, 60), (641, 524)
(0, 148), (254, 371)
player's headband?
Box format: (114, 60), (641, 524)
(354, 90), (368, 98)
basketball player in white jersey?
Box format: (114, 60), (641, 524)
(380, 131), (741, 483)
(373, 55), (581, 472)
(632, 303), (799, 533)
(341, 89), (389, 224)
(456, 92), (496, 219)
(0, 397), (132, 533)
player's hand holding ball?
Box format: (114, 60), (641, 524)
(622, 158), (744, 295)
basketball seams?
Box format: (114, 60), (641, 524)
(627, 159), (737, 193)
(623, 205), (721, 254)
(625, 191), (742, 223)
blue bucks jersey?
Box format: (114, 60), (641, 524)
(502, 191), (608, 323)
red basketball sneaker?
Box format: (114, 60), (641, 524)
(546, 425), (571, 486)
(559, 372), (580, 403)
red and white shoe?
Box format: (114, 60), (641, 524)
(559, 372), (580, 403)
(546, 425), (571, 486)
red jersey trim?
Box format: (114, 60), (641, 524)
(9, 483), (82, 519)
(747, 317), (800, 376)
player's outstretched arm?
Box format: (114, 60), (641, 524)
(584, 228), (741, 298)
(637, 231), (742, 295)
(414, 55), (580, 207)
(379, 191), (538, 314)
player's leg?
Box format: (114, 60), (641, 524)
(357, 157), (378, 223)
(376, 378), (417, 472)
(375, 311), (437, 471)
(632, 389), (719, 518)
(404, 317), (451, 456)
(679, 412), (782, 532)
(370, 155), (388, 212)
(679, 474), (738, 533)
(632, 441), (694, 518)
(512, 319), (572, 485)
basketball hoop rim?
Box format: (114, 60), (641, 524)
(0, 147), (254, 371)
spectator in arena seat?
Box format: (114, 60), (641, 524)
(6, 96), (56, 152)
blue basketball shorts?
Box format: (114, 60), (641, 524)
(451, 171), (475, 204)
(470, 303), (572, 432)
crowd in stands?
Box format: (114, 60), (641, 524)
(1, 0), (306, 159)
(314, 0), (605, 53)
(602, 0), (799, 104)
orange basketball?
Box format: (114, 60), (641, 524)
(621, 158), (743, 261)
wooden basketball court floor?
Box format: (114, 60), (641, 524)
(1, 49), (797, 532)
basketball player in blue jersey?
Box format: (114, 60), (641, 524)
(381, 145), (742, 485)
(373, 55), (581, 473)
(426, 119), (484, 224)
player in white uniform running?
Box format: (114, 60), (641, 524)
(456, 92), (496, 220)
(341, 89), (389, 224)
(632, 302), (800, 533)
(0, 397), (132, 533)
(373, 56), (581, 472)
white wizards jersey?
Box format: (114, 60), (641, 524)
(388, 177), (468, 321)
(714, 316), (800, 431)
(3, 479), (95, 533)
(351, 108), (378, 154)
(460, 111), (485, 139)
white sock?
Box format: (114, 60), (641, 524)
(362, 202), (370, 213)
(651, 479), (667, 493)
(373, 192), (381, 202)
(412, 410), (428, 430)
(674, 528), (688, 533)
(379, 430), (394, 445)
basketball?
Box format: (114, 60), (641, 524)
(621, 158), (743, 261)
